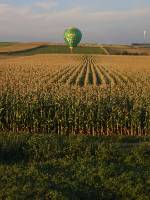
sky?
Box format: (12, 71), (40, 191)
(0, 0), (150, 43)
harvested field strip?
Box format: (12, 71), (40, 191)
(87, 59), (94, 85)
(65, 58), (85, 85)
(90, 61), (97, 86)
(94, 65), (106, 85)
(91, 58), (106, 85)
(75, 60), (88, 86)
(100, 65), (118, 84)
(58, 65), (78, 84)
(51, 66), (73, 83)
(96, 65), (115, 85)
(41, 65), (69, 84)
(79, 63), (88, 86)
(84, 59), (90, 86)
(67, 64), (84, 85)
(104, 65), (135, 84)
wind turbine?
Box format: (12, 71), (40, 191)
(144, 30), (147, 43)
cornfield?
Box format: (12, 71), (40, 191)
(0, 54), (150, 135)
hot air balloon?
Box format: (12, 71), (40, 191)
(64, 27), (82, 53)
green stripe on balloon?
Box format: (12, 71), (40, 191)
(64, 27), (82, 52)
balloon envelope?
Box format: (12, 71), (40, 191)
(64, 27), (82, 48)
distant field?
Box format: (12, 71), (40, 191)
(104, 45), (150, 55)
(0, 44), (105, 55)
(0, 42), (47, 54)
(0, 42), (16, 48)
(1, 42), (150, 55)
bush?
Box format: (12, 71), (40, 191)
(0, 133), (150, 199)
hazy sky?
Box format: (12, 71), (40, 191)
(0, 0), (150, 43)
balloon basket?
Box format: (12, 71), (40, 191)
(70, 47), (73, 54)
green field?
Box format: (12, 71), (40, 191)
(1, 43), (150, 56)
(0, 45), (105, 55)
(0, 42), (16, 48)
(0, 133), (150, 200)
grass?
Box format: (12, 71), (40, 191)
(0, 45), (105, 55)
(0, 42), (16, 48)
(0, 133), (150, 200)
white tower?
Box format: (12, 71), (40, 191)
(144, 30), (147, 43)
